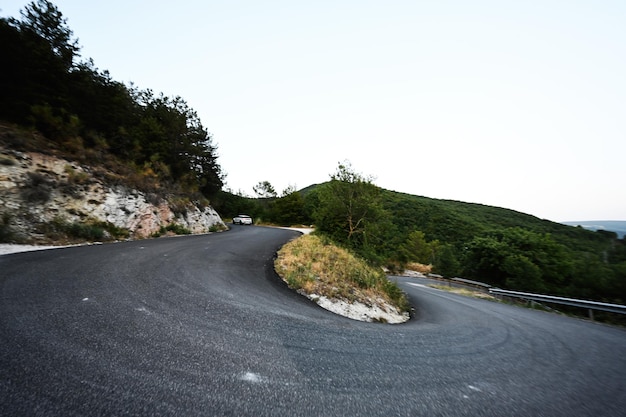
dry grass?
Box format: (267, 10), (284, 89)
(275, 234), (409, 312)
(429, 284), (496, 300)
(405, 262), (432, 274)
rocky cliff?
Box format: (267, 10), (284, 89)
(0, 147), (226, 244)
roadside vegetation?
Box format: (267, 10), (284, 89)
(223, 161), (626, 307)
(275, 234), (410, 315)
(46, 216), (130, 242)
(150, 223), (192, 238)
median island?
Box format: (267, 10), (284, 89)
(274, 234), (410, 323)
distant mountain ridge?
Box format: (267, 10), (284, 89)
(561, 221), (626, 239)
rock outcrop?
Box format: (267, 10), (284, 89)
(0, 147), (225, 243)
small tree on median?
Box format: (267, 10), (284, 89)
(313, 161), (391, 262)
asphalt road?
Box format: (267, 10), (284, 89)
(1, 226), (625, 416)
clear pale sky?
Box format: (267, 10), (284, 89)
(3, 1), (625, 222)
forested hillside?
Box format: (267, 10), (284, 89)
(378, 190), (625, 302)
(0, 0), (223, 198)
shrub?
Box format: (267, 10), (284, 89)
(44, 216), (128, 242)
(151, 223), (191, 237)
(111, 225), (130, 239)
(0, 212), (15, 242)
(209, 224), (226, 233)
(21, 171), (52, 203)
(170, 197), (190, 216)
(65, 222), (105, 240)
(167, 223), (191, 235)
(64, 165), (90, 184)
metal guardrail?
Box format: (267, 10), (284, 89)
(488, 288), (626, 319)
(451, 277), (492, 288)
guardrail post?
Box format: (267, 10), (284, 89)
(588, 309), (594, 321)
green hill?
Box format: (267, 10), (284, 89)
(382, 189), (610, 253)
(294, 181), (626, 305)
(298, 183), (610, 253)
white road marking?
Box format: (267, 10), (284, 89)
(240, 372), (266, 383)
(405, 283), (428, 288)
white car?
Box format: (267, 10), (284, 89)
(232, 214), (253, 225)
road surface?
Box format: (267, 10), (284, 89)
(1, 226), (625, 416)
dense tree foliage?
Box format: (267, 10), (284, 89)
(310, 163), (396, 262)
(461, 228), (573, 293)
(377, 191), (625, 304)
(212, 184), (310, 227)
(0, 1), (223, 196)
(210, 190), (261, 221)
(270, 188), (307, 226)
(400, 230), (440, 265)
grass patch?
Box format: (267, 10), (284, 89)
(64, 164), (90, 184)
(151, 223), (192, 237)
(44, 216), (104, 241)
(275, 234), (409, 313)
(209, 223), (226, 233)
(406, 262), (433, 274)
(42, 216), (130, 242)
(429, 284), (496, 301)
